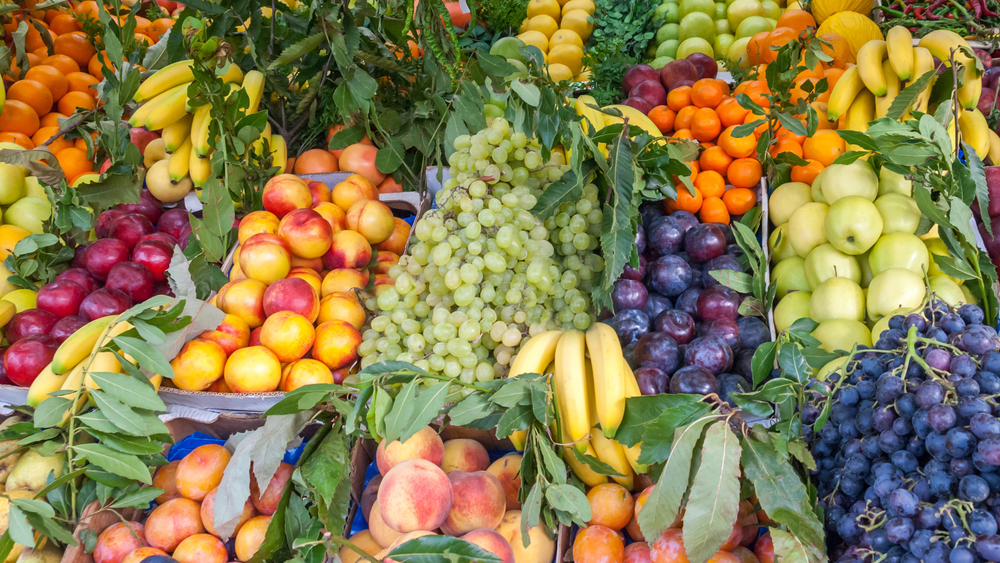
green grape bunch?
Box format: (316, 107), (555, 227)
(358, 118), (605, 385)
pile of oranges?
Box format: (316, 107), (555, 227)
(0, 1), (175, 184)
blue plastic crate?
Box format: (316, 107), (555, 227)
(167, 432), (307, 465)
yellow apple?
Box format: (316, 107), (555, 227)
(773, 256), (809, 298)
(824, 196), (883, 255)
(769, 224), (797, 262)
(821, 160), (878, 203)
(878, 166), (912, 196)
(810, 277), (865, 322)
(812, 319), (872, 352)
(774, 290), (811, 333)
(816, 356), (848, 381)
(768, 181), (812, 226)
(866, 267), (926, 320)
(929, 275), (964, 306)
(803, 243), (861, 289)
(868, 232), (930, 277)
(787, 202), (829, 258)
(810, 167), (828, 203)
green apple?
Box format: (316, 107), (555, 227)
(810, 277), (865, 322)
(810, 167), (828, 203)
(651, 56), (675, 69)
(761, 0), (781, 18)
(655, 2), (674, 22)
(656, 39), (680, 59)
(715, 2), (727, 18)
(0, 164), (25, 206)
(774, 291), (811, 333)
(816, 356), (848, 381)
(866, 267), (926, 320)
(878, 166), (912, 196)
(728, 37), (751, 68)
(824, 196), (883, 255)
(713, 34), (734, 57)
(812, 319), (872, 352)
(23, 177), (45, 200)
(821, 160), (878, 203)
(768, 181), (812, 226)
(715, 19), (732, 35)
(874, 193), (920, 234)
(803, 243), (861, 289)
(677, 37), (714, 58)
(929, 275), (965, 306)
(490, 37), (526, 62)
(727, 0), (763, 32)
(773, 256), (809, 297)
(736, 15), (771, 38)
(868, 232), (929, 277)
(680, 0), (716, 18)
(679, 13), (716, 43)
(769, 223), (797, 262)
(764, 17), (777, 28)
(658, 23), (680, 41)
(787, 202), (829, 258)
(5, 197), (51, 235)
(858, 250), (874, 288)
(506, 59), (528, 80)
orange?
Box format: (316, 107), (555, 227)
(695, 170), (726, 198)
(714, 78), (731, 97)
(746, 32), (771, 66)
(719, 126), (756, 159)
(66, 72), (99, 97)
(49, 12), (81, 34)
(765, 27), (798, 62)
(0, 100), (40, 137)
(42, 54), (80, 76)
(700, 146), (733, 175)
(691, 79), (725, 108)
(790, 78), (819, 106)
(770, 139), (804, 159)
(673, 128), (694, 141)
(724, 187), (758, 215)
(89, 51), (111, 80)
(688, 161), (700, 182)
(54, 31), (96, 67)
(8, 79), (53, 117)
(148, 18), (174, 42)
(744, 113), (768, 137)
(671, 186), (703, 213)
(795, 60), (826, 82)
(0, 132), (35, 150)
(691, 108), (722, 142)
(824, 67), (845, 93)
(776, 9), (816, 36)
(802, 129), (845, 166)
(648, 106), (676, 134)
(56, 147), (93, 179)
(44, 9), (61, 23)
(58, 90), (96, 115)
(40, 112), (67, 127)
(134, 33), (152, 47)
(775, 126), (806, 145)
(820, 33), (853, 68)
(742, 80), (771, 109)
(24, 24), (54, 53)
(718, 98), (749, 127)
(667, 86), (692, 112)
(728, 158), (762, 189)
(74, 1), (100, 22)
(133, 16), (151, 36)
(791, 158), (824, 184)
(26, 65), (68, 101)
(674, 106), (698, 130)
(32, 126), (72, 153)
(32, 47), (50, 59)
(700, 196), (730, 224)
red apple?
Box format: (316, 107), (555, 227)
(153, 282), (174, 297)
(37, 280), (89, 318)
(119, 190), (164, 224)
(0, 348), (11, 385)
(156, 0), (178, 11)
(84, 238), (131, 280)
(132, 240), (173, 282)
(140, 232), (179, 248)
(622, 64), (660, 95)
(131, 127), (160, 155)
(79, 288), (133, 321)
(157, 209), (190, 240)
(110, 213), (155, 250)
(96, 209), (125, 239)
(630, 80), (666, 107)
(6, 309), (58, 343)
(56, 268), (99, 294)
(105, 262), (155, 303)
(5, 335), (58, 386)
(50, 316), (88, 343)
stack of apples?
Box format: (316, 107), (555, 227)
(768, 158), (971, 352)
(169, 172), (410, 395)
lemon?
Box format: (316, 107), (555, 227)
(518, 30), (550, 53)
(575, 69), (591, 81)
(525, 14), (560, 38)
(548, 43), (584, 74)
(560, 9), (593, 42)
(549, 28), (584, 49)
(527, 0), (561, 19)
(548, 63), (574, 81)
(562, 0), (595, 15)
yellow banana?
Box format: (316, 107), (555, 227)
(875, 59), (902, 119)
(585, 322), (626, 438)
(918, 30), (982, 109)
(510, 431), (527, 452)
(602, 105), (664, 142)
(168, 137), (193, 183)
(988, 130), (1000, 165)
(269, 133), (287, 173)
(827, 65), (865, 121)
(886, 26), (914, 81)
(590, 426), (634, 490)
(241, 70), (265, 114)
(161, 113), (193, 153)
(912, 47), (936, 113)
(145, 84), (191, 131)
(250, 123), (271, 156)
(574, 94), (606, 133)
(82, 349), (122, 390)
(134, 61), (195, 103)
(51, 316), (114, 374)
(564, 440), (610, 487)
(509, 330), (563, 378)
(26, 363), (68, 408)
(959, 107), (990, 161)
(845, 90), (876, 134)
(857, 40), (889, 97)
(190, 147), (212, 188)
(554, 331), (592, 452)
(586, 356), (598, 427)
(622, 359), (647, 474)
(129, 83), (185, 128)
(191, 104), (213, 157)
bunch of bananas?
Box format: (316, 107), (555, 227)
(509, 323), (644, 490)
(130, 61), (288, 190)
(830, 28), (996, 161)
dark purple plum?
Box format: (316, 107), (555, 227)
(647, 255), (691, 297)
(684, 224), (727, 263)
(698, 318), (740, 351)
(72, 244), (88, 269)
(734, 349), (753, 378)
(635, 366), (669, 395)
(671, 211), (699, 234)
(659, 59), (698, 90)
(669, 365), (719, 395)
(711, 223), (735, 244)
(726, 244), (745, 261)
(647, 216), (685, 257)
(702, 255), (742, 288)
(157, 208), (190, 240)
(640, 201), (665, 228)
(737, 317), (770, 350)
(621, 254), (647, 281)
(655, 309), (696, 344)
(718, 373), (749, 405)
(644, 292), (673, 321)
(622, 342), (637, 369)
(634, 332), (682, 374)
(697, 285), (740, 321)
(105, 261), (155, 303)
(83, 238), (131, 281)
(630, 80), (667, 107)
(688, 264), (704, 289)
(622, 97), (654, 114)
(676, 288), (702, 319)
(683, 335), (734, 374)
(612, 279), (648, 312)
(635, 225), (646, 254)
(109, 212), (155, 250)
(607, 309), (651, 347)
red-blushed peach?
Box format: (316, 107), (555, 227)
(234, 515), (270, 562)
(373, 274), (395, 296)
(731, 546), (761, 563)
(144, 498), (205, 552)
(280, 359), (334, 392)
(333, 366), (351, 384)
(290, 255), (324, 271)
(121, 547), (168, 563)
(170, 339), (226, 391)
(260, 311), (315, 362)
(460, 529), (515, 563)
(650, 528), (688, 563)
(442, 439), (490, 473)
(318, 292), (366, 329)
(238, 211), (279, 245)
(376, 249), (399, 266)
(94, 521), (147, 563)
(321, 269), (367, 297)
(229, 258), (247, 281)
(376, 218), (411, 256)
(250, 462), (294, 515)
(440, 470), (506, 535)
(378, 458), (453, 533)
(262, 175), (311, 218)
(375, 426), (444, 475)
(340, 145), (385, 185)
(240, 233), (292, 285)
(308, 180), (331, 205)
(575, 525), (625, 563)
(249, 327), (262, 346)
(332, 174), (378, 212)
(224, 346), (282, 393)
(312, 320), (361, 370)
(153, 461), (182, 504)
(199, 314), (251, 356)
(286, 267), (323, 296)
(176, 444), (232, 501)
(374, 531), (437, 563)
(201, 487), (256, 538)
(215, 281), (235, 305)
(626, 542), (653, 563)
(378, 175), (403, 193)
(368, 502), (403, 548)
(277, 208), (334, 259)
(346, 199), (395, 244)
(172, 534), (227, 563)
(313, 202), (346, 233)
(208, 377), (232, 393)
(627, 485), (655, 542)
(220, 279), (267, 328)
(339, 530), (382, 563)
(487, 454), (522, 510)
(263, 277), (320, 322)
(495, 510), (556, 563)
(322, 230), (372, 270)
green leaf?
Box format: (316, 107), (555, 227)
(33, 397), (71, 429)
(5, 505), (33, 547)
(400, 381), (450, 444)
(886, 70), (936, 121)
(77, 171), (141, 210)
(74, 443), (151, 484)
(615, 394), (705, 447)
(375, 140), (404, 174)
(967, 145), (993, 237)
(111, 487), (164, 508)
(520, 482), (542, 546)
(778, 343), (810, 384)
(495, 404), (533, 438)
(447, 394), (499, 428)
(770, 528), (816, 563)
(86, 431), (165, 455)
(742, 436), (824, 542)
(830, 151), (866, 166)
(511, 79), (540, 107)
(113, 335), (174, 379)
(88, 391), (144, 436)
(751, 341), (777, 388)
(710, 270), (754, 293)
(387, 536), (503, 563)
(382, 379), (417, 444)
(777, 113), (807, 137)
(534, 161), (598, 220)
(489, 379), (532, 408)
(545, 483), (592, 522)
(934, 254), (978, 280)
(300, 424), (349, 506)
(87, 372), (165, 411)
(682, 423), (742, 563)
(269, 33), (325, 70)
(569, 448), (624, 477)
(950, 196), (978, 247)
